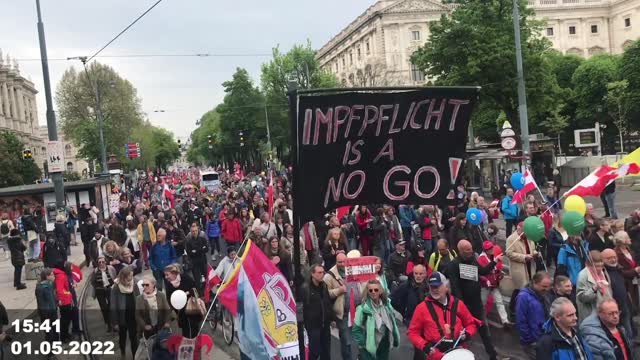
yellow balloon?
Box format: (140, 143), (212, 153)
(565, 195), (586, 215)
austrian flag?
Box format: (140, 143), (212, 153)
(564, 163), (640, 198)
(511, 170), (539, 205)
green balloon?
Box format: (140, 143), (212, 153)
(562, 211), (585, 236)
(523, 216), (545, 242)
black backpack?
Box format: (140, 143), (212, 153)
(0, 222), (9, 236)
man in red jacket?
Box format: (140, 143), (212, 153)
(221, 211), (243, 248)
(478, 241), (512, 327)
(407, 271), (479, 360)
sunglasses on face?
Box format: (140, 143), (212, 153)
(368, 288), (380, 293)
(142, 283), (151, 287)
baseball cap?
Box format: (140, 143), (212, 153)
(429, 272), (447, 287)
(482, 241), (494, 251)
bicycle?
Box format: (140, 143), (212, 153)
(207, 294), (235, 345)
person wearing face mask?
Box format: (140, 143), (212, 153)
(601, 248), (635, 339)
(407, 271), (478, 360)
(448, 240), (506, 360)
(352, 279), (399, 360)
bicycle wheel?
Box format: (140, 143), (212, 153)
(222, 308), (234, 345)
(208, 302), (219, 331)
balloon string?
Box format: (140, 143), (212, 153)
(503, 195), (565, 254)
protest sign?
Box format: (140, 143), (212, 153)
(291, 87), (479, 223)
(344, 256), (379, 284)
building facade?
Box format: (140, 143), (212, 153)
(0, 50), (43, 164)
(317, 0), (640, 85)
(38, 126), (89, 176)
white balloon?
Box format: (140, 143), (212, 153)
(170, 290), (188, 310)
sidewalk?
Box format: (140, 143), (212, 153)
(0, 240), (86, 317)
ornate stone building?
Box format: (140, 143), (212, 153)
(0, 50), (43, 165)
(37, 126), (89, 176)
(317, 0), (640, 85)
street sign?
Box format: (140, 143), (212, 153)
(46, 141), (65, 173)
(124, 142), (141, 159)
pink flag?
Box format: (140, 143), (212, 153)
(511, 170), (539, 204)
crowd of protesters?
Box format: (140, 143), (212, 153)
(1, 163), (639, 360)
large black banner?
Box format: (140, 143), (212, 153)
(291, 87), (479, 223)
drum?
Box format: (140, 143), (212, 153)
(442, 348), (475, 360)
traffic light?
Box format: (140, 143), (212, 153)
(207, 135), (213, 149)
(22, 149), (32, 160)
(177, 139), (182, 151)
(239, 131), (244, 147)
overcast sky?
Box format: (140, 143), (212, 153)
(2, 0), (373, 139)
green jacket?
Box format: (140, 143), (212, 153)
(352, 298), (400, 357)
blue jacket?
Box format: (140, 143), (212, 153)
(537, 319), (594, 360)
(557, 241), (589, 286)
(580, 313), (632, 360)
(501, 196), (519, 220)
(515, 287), (547, 345)
(206, 220), (221, 238)
(149, 241), (177, 273)
(398, 206), (417, 228)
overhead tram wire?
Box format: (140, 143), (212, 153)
(86, 0), (165, 63)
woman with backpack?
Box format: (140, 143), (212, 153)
(7, 229), (26, 290)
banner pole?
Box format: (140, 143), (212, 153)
(287, 83), (305, 357)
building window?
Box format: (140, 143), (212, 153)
(65, 144), (72, 157)
(411, 30), (421, 41)
(357, 47), (361, 60)
(625, 17), (631, 27)
(569, 26), (576, 35)
(66, 162), (74, 173)
(349, 52), (353, 65)
(342, 57), (345, 67)
(591, 25), (598, 33)
(410, 63), (425, 82)
(366, 42), (370, 55)
(546, 27), (554, 36)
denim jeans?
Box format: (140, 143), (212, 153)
(605, 192), (618, 219)
(336, 317), (352, 360)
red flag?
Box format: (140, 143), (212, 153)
(204, 264), (221, 302)
(348, 287), (356, 327)
(71, 264), (82, 283)
(511, 170), (539, 205)
(267, 172), (274, 215)
(163, 183), (175, 209)
(564, 163), (640, 198)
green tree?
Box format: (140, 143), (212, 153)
(126, 122), (180, 171)
(260, 42), (340, 159)
(605, 80), (633, 151)
(188, 110), (222, 166)
(0, 131), (41, 187)
(411, 0), (560, 139)
(216, 68), (267, 168)
(55, 62), (144, 170)
(620, 40), (640, 125)
(571, 54), (620, 127)
(544, 50), (583, 89)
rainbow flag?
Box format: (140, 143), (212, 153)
(218, 241), (300, 359)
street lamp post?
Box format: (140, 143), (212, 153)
(35, 0), (65, 210)
(512, 0), (531, 170)
(68, 56), (111, 176)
